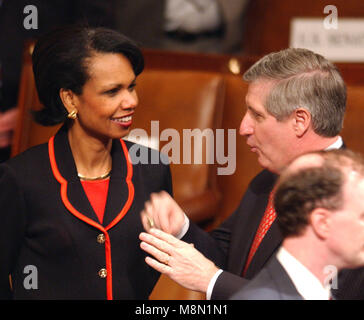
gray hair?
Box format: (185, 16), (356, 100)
(243, 48), (346, 137)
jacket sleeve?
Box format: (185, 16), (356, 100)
(0, 164), (26, 299)
(181, 187), (260, 298)
(211, 270), (249, 299)
(181, 204), (243, 270)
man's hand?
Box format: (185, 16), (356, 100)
(140, 191), (186, 237)
(139, 228), (219, 293)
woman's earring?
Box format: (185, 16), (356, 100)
(67, 110), (77, 120)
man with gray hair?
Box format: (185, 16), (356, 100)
(231, 149), (364, 299)
(139, 48), (362, 299)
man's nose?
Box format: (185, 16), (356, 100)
(239, 113), (254, 136)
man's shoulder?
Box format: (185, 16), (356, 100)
(248, 169), (278, 194)
(233, 169), (277, 210)
(230, 256), (301, 300)
(230, 263), (280, 300)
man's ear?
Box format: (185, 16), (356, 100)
(59, 88), (78, 114)
(292, 108), (311, 137)
(310, 208), (331, 240)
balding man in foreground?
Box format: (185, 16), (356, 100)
(231, 149), (364, 300)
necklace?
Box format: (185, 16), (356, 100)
(78, 170), (111, 181)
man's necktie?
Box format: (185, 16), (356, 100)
(243, 191), (276, 276)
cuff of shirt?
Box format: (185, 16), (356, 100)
(206, 269), (223, 300)
(175, 213), (190, 240)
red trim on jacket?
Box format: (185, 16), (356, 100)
(48, 136), (134, 300)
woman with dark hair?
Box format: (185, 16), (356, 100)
(0, 26), (172, 299)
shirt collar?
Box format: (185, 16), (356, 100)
(276, 247), (331, 300)
(325, 136), (343, 150)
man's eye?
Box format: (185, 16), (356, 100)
(249, 110), (261, 119)
(247, 107), (263, 120)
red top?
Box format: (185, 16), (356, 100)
(81, 179), (110, 224)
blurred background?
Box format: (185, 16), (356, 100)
(2, 0), (364, 162)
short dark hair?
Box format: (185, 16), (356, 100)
(274, 149), (364, 238)
(275, 165), (343, 238)
(32, 25), (144, 126)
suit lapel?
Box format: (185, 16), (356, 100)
(102, 139), (129, 227)
(51, 127), (133, 228)
(246, 221), (282, 279)
(239, 170), (279, 278)
(230, 190), (270, 275)
(53, 126), (99, 223)
(267, 256), (303, 300)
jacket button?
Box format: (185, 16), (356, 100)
(98, 268), (107, 278)
(97, 234), (105, 244)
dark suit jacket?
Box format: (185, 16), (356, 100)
(183, 169), (280, 299)
(0, 126), (172, 299)
(230, 256), (303, 300)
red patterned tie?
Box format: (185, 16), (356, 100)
(243, 191), (276, 276)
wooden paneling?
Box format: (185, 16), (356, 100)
(242, 0), (364, 55)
